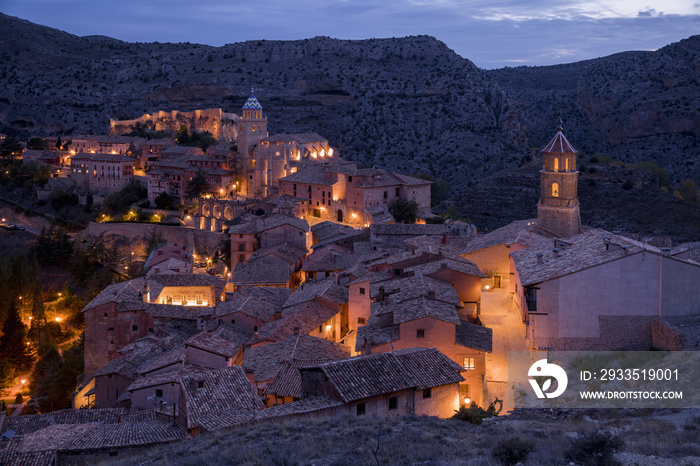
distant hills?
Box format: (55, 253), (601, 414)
(1, 13), (698, 240)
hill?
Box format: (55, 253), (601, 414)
(1, 14), (699, 240)
(100, 410), (700, 465)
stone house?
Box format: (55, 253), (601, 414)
(265, 348), (465, 419)
(70, 152), (134, 194)
(229, 213), (309, 266)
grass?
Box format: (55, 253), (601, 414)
(98, 409), (700, 466)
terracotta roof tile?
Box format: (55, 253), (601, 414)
(258, 397), (343, 419)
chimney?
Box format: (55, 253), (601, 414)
(603, 237), (611, 251)
(442, 234), (447, 244)
(293, 326), (301, 335)
(158, 250), (163, 255)
(421, 251), (429, 263)
(440, 261), (448, 270)
(254, 331), (259, 340)
(377, 286), (385, 302)
(552, 248), (560, 258)
(363, 338), (372, 355)
(333, 273), (339, 285)
(427, 290), (436, 300)
(155, 266), (160, 274)
(244, 368), (255, 386)
(536, 253), (543, 264)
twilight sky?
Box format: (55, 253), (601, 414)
(1, 0), (698, 69)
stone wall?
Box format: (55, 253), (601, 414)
(110, 108), (239, 142)
(532, 315), (656, 351)
(82, 222), (224, 253)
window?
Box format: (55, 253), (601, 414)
(239, 244), (245, 251)
(551, 182), (559, 197)
(254, 326), (258, 332)
(132, 325), (139, 332)
(108, 326), (114, 331)
(389, 396), (398, 410)
(395, 187), (400, 197)
(358, 317), (366, 325)
(104, 312), (108, 317)
(348, 176), (352, 182)
(565, 158), (569, 171)
(463, 357), (475, 370)
(553, 157), (559, 172)
(394, 269), (401, 276)
(155, 389), (163, 397)
(359, 287), (366, 295)
(198, 381), (204, 388)
(356, 403), (366, 415)
(383, 191), (388, 199)
(423, 388), (432, 399)
(416, 329), (425, 338)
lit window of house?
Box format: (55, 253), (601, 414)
(463, 357), (475, 370)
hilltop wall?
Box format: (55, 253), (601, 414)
(109, 108), (239, 141)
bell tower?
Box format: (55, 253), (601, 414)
(537, 115), (581, 238)
(237, 89), (268, 158)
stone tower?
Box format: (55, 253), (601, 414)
(537, 115), (581, 238)
(237, 89), (268, 158)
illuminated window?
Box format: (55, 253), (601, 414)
(553, 158), (559, 172)
(463, 357), (475, 370)
(551, 182), (560, 197)
(565, 158), (569, 171)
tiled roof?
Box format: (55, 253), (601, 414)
(258, 301), (339, 341)
(264, 360), (333, 398)
(370, 273), (461, 307)
(232, 261), (290, 285)
(146, 258), (190, 275)
(311, 221), (357, 242)
(242, 333), (349, 383)
(354, 319), (400, 351)
(126, 364), (208, 392)
(1, 408), (125, 436)
(214, 287), (291, 321)
(180, 366), (264, 431)
(367, 204), (394, 224)
(510, 228), (670, 286)
(314, 348), (463, 402)
(372, 297), (461, 326)
(242, 91), (263, 109)
(350, 169), (430, 189)
(405, 256), (484, 279)
(403, 234), (473, 257)
(283, 278), (348, 308)
(249, 242), (307, 266)
(258, 396), (343, 419)
(370, 224), (453, 237)
(542, 128), (577, 154)
(146, 304), (211, 320)
(460, 219), (549, 254)
(228, 214), (309, 235)
(185, 331), (245, 358)
(455, 320), (493, 352)
(82, 278), (146, 312)
(279, 166), (337, 186)
(302, 248), (359, 272)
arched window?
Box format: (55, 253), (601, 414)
(258, 124), (261, 132)
(551, 182), (560, 197)
(553, 158), (559, 172)
(565, 158), (569, 172)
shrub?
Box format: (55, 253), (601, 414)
(492, 437), (535, 465)
(565, 432), (623, 466)
(14, 393), (23, 404)
(452, 398), (502, 425)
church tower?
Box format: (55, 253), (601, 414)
(236, 89), (268, 158)
(537, 115), (581, 238)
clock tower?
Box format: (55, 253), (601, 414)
(537, 115), (581, 238)
(237, 89), (268, 158)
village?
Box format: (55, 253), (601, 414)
(1, 92), (700, 463)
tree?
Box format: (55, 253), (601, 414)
(154, 192), (173, 210)
(0, 299), (32, 371)
(175, 125), (191, 145)
(27, 137), (49, 151)
(32, 226), (74, 265)
(389, 198), (419, 224)
(0, 137), (23, 157)
(55, 136), (62, 150)
(0, 360), (14, 389)
(186, 171), (209, 199)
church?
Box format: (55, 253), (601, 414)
(462, 117), (700, 351)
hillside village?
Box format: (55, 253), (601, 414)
(2, 92), (700, 464)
